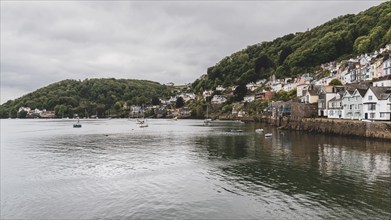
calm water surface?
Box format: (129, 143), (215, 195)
(1, 119), (390, 219)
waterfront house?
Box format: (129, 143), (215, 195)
(327, 93), (343, 119)
(362, 87), (391, 120)
(318, 86), (346, 117)
(341, 88), (366, 120)
(302, 88), (318, 104)
(317, 86), (334, 117)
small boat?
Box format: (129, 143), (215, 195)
(255, 128), (264, 133)
(138, 119), (148, 128)
(230, 129), (244, 132)
(265, 133), (272, 137)
(204, 118), (212, 125)
(139, 123), (149, 128)
(73, 118), (82, 128)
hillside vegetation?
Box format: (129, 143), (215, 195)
(0, 78), (171, 118)
(192, 1), (391, 92)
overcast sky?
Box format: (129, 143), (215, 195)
(0, 0), (385, 104)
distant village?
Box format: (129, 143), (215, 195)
(18, 44), (391, 121)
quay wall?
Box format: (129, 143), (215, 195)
(216, 113), (391, 140)
(279, 118), (391, 140)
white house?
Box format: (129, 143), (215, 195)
(296, 84), (309, 97)
(271, 83), (283, 92)
(243, 95), (255, 102)
(373, 79), (391, 87)
(246, 83), (260, 92)
(18, 107), (31, 112)
(341, 88), (366, 120)
(216, 85), (225, 92)
(327, 93), (343, 119)
(317, 86), (336, 117)
(211, 95), (227, 104)
(202, 90), (213, 97)
(383, 58), (391, 76)
(282, 82), (298, 92)
(362, 87), (391, 121)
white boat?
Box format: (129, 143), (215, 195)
(265, 133), (272, 137)
(139, 123), (149, 128)
(230, 129), (244, 132)
(138, 118), (148, 128)
(255, 128), (264, 133)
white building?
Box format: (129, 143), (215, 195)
(341, 89), (366, 120)
(211, 95), (227, 104)
(327, 93), (343, 119)
(18, 107), (31, 112)
(383, 58), (391, 76)
(296, 84), (310, 97)
(362, 87), (391, 120)
(373, 79), (391, 87)
(243, 95), (255, 102)
(216, 85), (225, 92)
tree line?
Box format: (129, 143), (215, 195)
(0, 78), (171, 118)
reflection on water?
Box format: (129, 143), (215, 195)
(1, 119), (390, 219)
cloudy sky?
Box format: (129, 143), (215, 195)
(0, 0), (385, 103)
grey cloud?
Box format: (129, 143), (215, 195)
(1, 0), (385, 103)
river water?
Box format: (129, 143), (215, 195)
(1, 119), (390, 219)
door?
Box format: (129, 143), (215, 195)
(365, 113), (368, 119)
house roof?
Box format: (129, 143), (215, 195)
(369, 86), (391, 100)
(356, 88), (367, 97)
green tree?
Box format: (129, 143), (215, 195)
(151, 97), (161, 106)
(329, 79), (342, 86)
(175, 97), (185, 108)
(17, 110), (28, 118)
(233, 84), (248, 102)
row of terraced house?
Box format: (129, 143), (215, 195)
(300, 77), (391, 121)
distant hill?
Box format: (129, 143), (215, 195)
(0, 78), (171, 118)
(192, 1), (391, 92)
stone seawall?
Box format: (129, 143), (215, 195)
(279, 118), (391, 140)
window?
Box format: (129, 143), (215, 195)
(368, 104), (376, 110)
(350, 105), (353, 110)
(380, 113), (385, 118)
(370, 113), (375, 119)
(368, 95), (372, 101)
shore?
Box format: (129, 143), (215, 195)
(216, 114), (391, 140)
